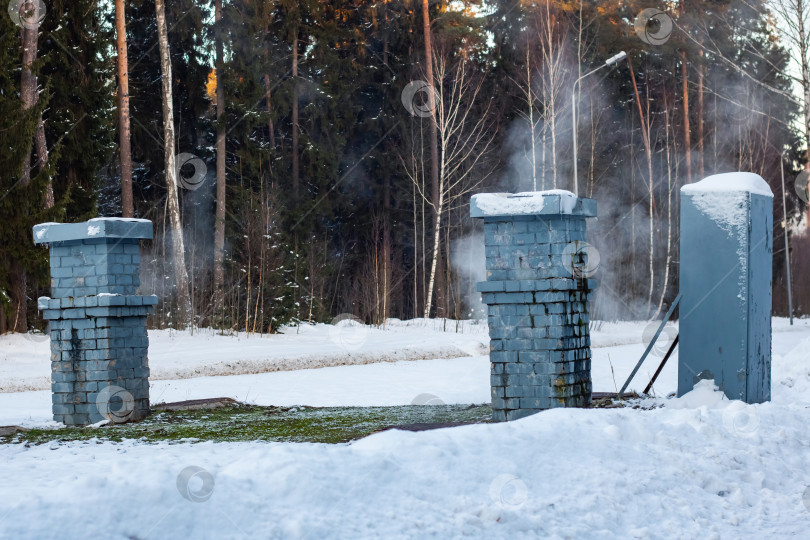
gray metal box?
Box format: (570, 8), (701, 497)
(678, 174), (773, 403)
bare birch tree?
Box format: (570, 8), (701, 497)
(421, 0), (444, 316)
(155, 0), (192, 326)
(535, 1), (569, 189)
(654, 95), (676, 318)
(769, 0), (810, 221)
(628, 58), (657, 314)
(416, 52), (496, 318)
(512, 34), (541, 191)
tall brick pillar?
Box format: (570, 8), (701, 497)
(470, 192), (597, 422)
(33, 218), (156, 426)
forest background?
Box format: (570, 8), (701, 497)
(1, 0), (808, 334)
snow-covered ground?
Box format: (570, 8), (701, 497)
(0, 318), (491, 393)
(1, 317), (810, 538)
(2, 317), (808, 427)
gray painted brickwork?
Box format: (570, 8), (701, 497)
(47, 239), (142, 297)
(471, 199), (596, 422)
(33, 219), (154, 427)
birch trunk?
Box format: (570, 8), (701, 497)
(419, 55), (494, 318)
(155, 0), (192, 326)
(424, 200), (443, 318)
(797, 0), (810, 171)
(536, 3), (564, 190)
(525, 44), (537, 191)
(422, 0), (442, 318)
(799, 0), (810, 223)
(655, 101), (674, 318)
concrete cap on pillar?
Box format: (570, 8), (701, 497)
(470, 190), (597, 219)
(33, 217), (153, 244)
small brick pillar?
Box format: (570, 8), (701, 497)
(33, 218), (156, 426)
(470, 192), (597, 422)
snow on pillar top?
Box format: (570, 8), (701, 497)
(33, 217), (153, 244)
(681, 172), (774, 198)
(470, 190), (597, 219)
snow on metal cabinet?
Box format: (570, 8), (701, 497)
(678, 173), (773, 403)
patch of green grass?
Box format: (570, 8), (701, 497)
(1, 404), (493, 445)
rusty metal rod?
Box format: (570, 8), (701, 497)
(618, 293), (681, 398)
(643, 334), (679, 395)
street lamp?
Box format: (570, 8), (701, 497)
(571, 51), (627, 195)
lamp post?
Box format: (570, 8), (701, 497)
(780, 150), (794, 325)
(571, 51), (627, 195)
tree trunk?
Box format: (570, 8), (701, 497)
(116, 0), (133, 217)
(422, 0), (442, 318)
(213, 0), (226, 319)
(541, 127), (546, 189)
(424, 202), (443, 319)
(628, 59), (655, 313)
(20, 23), (36, 185)
(681, 0), (692, 184)
(698, 50), (705, 179)
(539, 3), (560, 189)
(797, 0), (810, 222)
(0, 296), (6, 334)
(382, 174), (391, 326)
(11, 14), (42, 333)
(525, 43), (537, 191)
(263, 21), (275, 148)
(155, 0), (192, 326)
(412, 170), (419, 318)
(382, 3), (389, 66)
(681, 52), (691, 183)
(264, 73), (275, 148)
(292, 32), (299, 199)
(9, 260), (27, 333)
(655, 100), (675, 318)
(35, 122), (51, 208)
(425, 82), (447, 320)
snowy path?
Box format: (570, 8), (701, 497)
(1, 318), (808, 427)
(0, 318), (490, 393)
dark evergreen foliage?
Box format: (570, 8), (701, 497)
(0, 0), (805, 332)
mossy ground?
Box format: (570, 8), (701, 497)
(1, 404), (493, 445)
